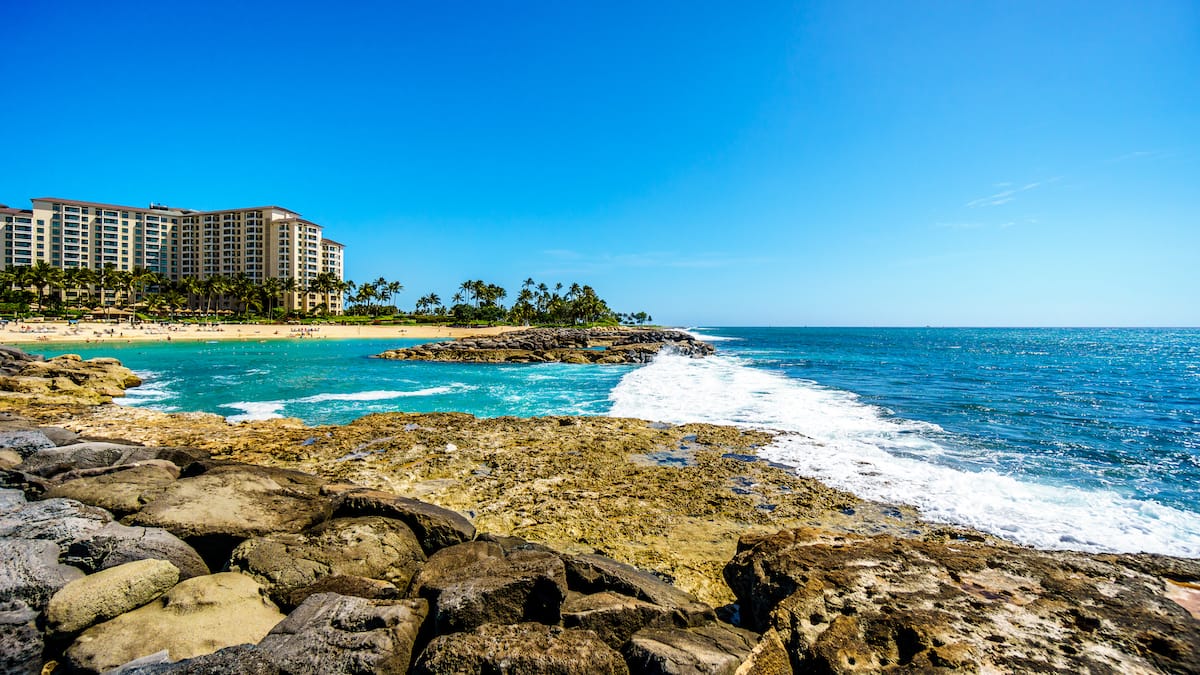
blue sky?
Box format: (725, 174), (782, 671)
(1, 1), (1196, 326)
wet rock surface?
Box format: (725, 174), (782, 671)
(376, 326), (716, 363)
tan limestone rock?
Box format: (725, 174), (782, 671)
(63, 572), (286, 674)
(46, 559), (180, 635)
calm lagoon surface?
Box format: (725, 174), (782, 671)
(28, 327), (1200, 558)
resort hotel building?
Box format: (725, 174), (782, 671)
(0, 197), (345, 314)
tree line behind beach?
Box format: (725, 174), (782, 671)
(0, 263), (653, 326)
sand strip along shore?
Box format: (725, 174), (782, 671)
(0, 321), (521, 346)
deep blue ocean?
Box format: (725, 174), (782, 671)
(24, 327), (1200, 558)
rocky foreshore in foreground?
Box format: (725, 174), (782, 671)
(1, 348), (1199, 673)
(374, 326), (716, 364)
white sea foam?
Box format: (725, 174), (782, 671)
(681, 327), (742, 342)
(118, 371), (178, 409)
(223, 385), (470, 423)
(608, 352), (1200, 558)
(223, 401), (287, 423)
(301, 388), (457, 403)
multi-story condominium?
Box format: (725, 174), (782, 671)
(0, 197), (346, 314)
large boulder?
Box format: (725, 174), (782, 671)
(621, 624), (759, 675)
(0, 430), (55, 458)
(561, 590), (678, 648)
(331, 487), (476, 554)
(564, 553), (715, 627)
(281, 575), (401, 609)
(46, 559), (180, 635)
(0, 538), (85, 613)
(412, 544), (568, 633)
(63, 572), (286, 674)
(412, 622), (629, 675)
(0, 599), (41, 675)
(229, 516), (426, 608)
(127, 464), (333, 540)
(44, 463), (179, 516)
(64, 521), (210, 580)
(20, 443), (206, 479)
(257, 593), (429, 674)
(724, 527), (1200, 674)
(0, 495), (111, 552)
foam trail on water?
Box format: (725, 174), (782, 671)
(224, 385), (470, 423)
(608, 352), (1200, 558)
(300, 387), (459, 403)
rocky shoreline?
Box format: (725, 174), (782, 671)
(374, 327), (715, 364)
(1, 348), (1198, 673)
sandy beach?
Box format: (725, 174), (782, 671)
(0, 320), (519, 346)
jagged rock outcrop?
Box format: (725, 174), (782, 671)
(0, 352), (141, 404)
(375, 327), (715, 364)
(723, 527), (1200, 674)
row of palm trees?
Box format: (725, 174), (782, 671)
(414, 278), (623, 326)
(0, 264), (652, 326)
(0, 263), (348, 319)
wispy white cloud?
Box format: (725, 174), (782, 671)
(965, 190), (1015, 208)
(966, 176), (1060, 208)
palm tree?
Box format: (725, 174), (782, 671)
(62, 267), (95, 310)
(308, 272), (343, 316)
(94, 263), (118, 308)
(260, 277), (282, 319)
(26, 262), (62, 312)
(280, 276), (299, 315)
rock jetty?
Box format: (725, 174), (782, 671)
(374, 327), (715, 364)
(1, 346), (1198, 673)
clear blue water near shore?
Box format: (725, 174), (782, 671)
(25, 327), (1200, 558)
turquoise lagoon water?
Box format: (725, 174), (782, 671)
(24, 328), (1200, 559)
